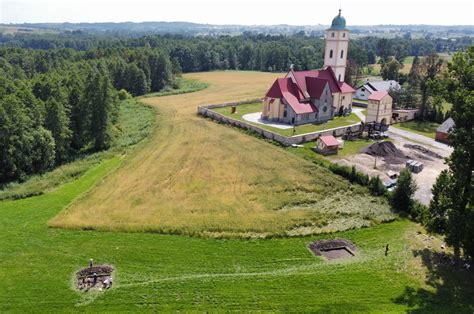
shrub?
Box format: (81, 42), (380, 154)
(368, 176), (387, 196)
(411, 201), (428, 223)
(390, 168), (417, 214)
(117, 89), (132, 100)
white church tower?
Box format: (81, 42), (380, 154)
(324, 9), (349, 82)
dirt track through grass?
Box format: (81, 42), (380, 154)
(50, 71), (393, 237)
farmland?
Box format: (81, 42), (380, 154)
(50, 71), (391, 238)
(1, 71), (473, 312)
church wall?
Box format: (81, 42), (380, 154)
(340, 92), (353, 111)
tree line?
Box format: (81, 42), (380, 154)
(388, 48), (473, 262)
(1, 32), (472, 184)
(0, 46), (177, 184)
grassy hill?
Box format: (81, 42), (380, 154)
(0, 162), (472, 311)
(49, 71), (392, 238)
(0, 71), (472, 311)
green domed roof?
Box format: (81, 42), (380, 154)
(329, 9), (347, 30)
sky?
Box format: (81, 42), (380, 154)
(1, 0), (473, 25)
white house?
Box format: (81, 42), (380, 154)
(355, 80), (400, 101)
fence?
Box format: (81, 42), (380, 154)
(197, 100), (363, 146)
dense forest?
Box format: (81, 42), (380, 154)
(1, 32), (472, 184)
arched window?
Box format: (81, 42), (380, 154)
(340, 50), (344, 58)
(329, 50), (333, 58)
(331, 32), (335, 37)
(338, 74), (341, 81)
(343, 32), (346, 38)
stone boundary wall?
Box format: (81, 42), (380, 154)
(353, 101), (368, 108)
(197, 100), (362, 146)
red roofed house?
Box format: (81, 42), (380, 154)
(261, 10), (355, 126)
(366, 91), (393, 125)
(314, 135), (341, 155)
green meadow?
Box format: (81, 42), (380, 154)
(1, 72), (472, 312)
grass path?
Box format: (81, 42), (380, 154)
(50, 71), (392, 237)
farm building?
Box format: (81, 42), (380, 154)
(392, 109), (418, 123)
(354, 80), (400, 101)
(435, 117), (455, 144)
(365, 91), (393, 125)
(261, 10), (355, 126)
(313, 135), (341, 155)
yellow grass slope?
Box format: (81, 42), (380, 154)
(50, 71), (392, 237)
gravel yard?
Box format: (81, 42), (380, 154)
(333, 135), (452, 205)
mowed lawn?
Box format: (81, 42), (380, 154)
(212, 102), (361, 136)
(50, 71), (392, 237)
(1, 163), (473, 311)
(1, 71), (473, 312)
(392, 121), (440, 139)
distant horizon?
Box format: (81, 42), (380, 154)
(2, 21), (473, 28)
(1, 0), (473, 26)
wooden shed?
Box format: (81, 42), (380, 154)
(313, 135), (340, 155)
(435, 117), (454, 144)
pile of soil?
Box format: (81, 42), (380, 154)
(309, 239), (357, 260)
(362, 141), (407, 164)
(76, 265), (113, 291)
(404, 144), (443, 159)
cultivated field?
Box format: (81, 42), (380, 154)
(50, 71), (392, 237)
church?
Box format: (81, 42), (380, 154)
(261, 10), (355, 126)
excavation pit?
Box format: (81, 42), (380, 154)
(75, 264), (114, 291)
(309, 239), (357, 260)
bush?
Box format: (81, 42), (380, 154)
(117, 89), (132, 100)
(390, 169), (417, 214)
(368, 176), (387, 196)
(328, 164), (369, 187)
(411, 202), (428, 223)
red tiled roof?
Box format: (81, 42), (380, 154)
(265, 78), (317, 114)
(306, 77), (328, 99)
(339, 81), (355, 93)
(368, 91), (388, 101)
(265, 67), (355, 115)
(319, 135), (340, 147)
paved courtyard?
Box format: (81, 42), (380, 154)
(242, 112), (293, 129)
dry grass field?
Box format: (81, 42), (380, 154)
(50, 71), (393, 237)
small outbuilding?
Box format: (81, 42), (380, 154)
(435, 117), (455, 144)
(313, 135), (340, 155)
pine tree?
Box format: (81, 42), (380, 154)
(427, 170), (452, 234)
(390, 169), (417, 214)
(44, 98), (72, 163)
(87, 64), (118, 151)
(434, 47), (473, 259)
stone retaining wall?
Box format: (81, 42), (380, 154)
(197, 100), (362, 146)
